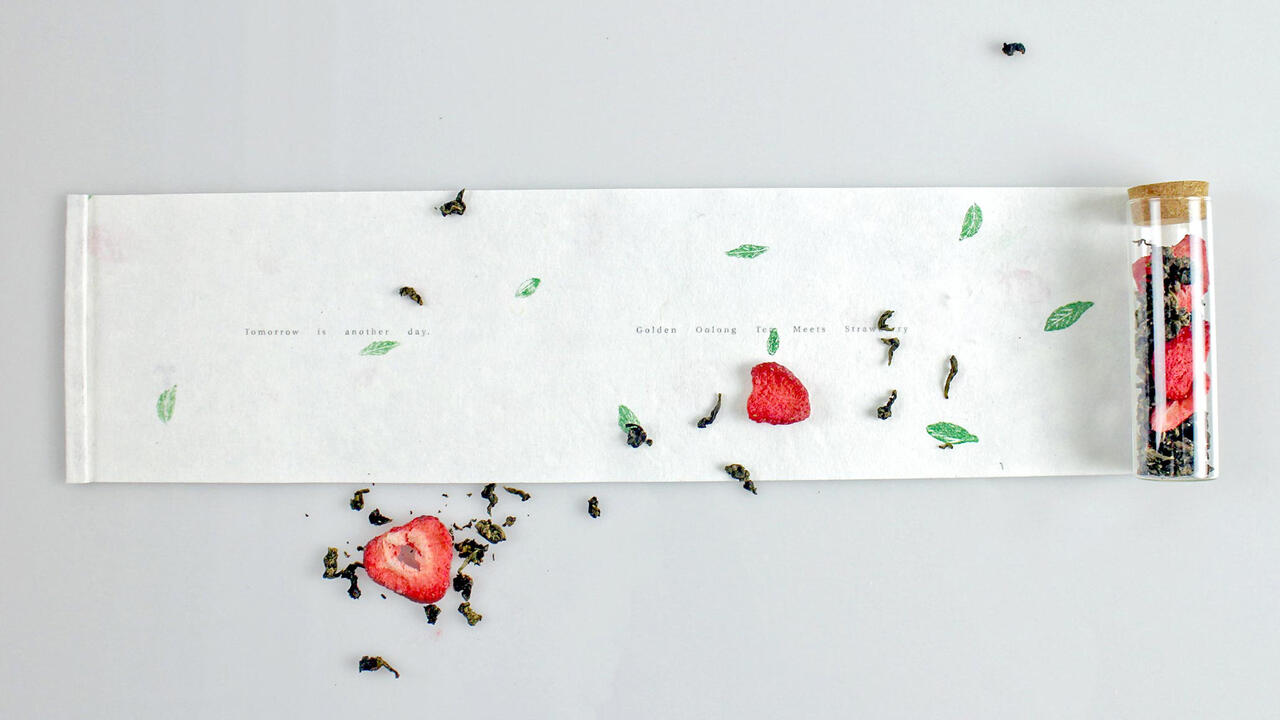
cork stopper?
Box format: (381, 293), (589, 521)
(1128, 181), (1210, 225)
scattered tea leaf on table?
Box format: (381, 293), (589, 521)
(1043, 301), (1094, 331)
(359, 340), (400, 356)
(959, 203), (983, 240)
(725, 244), (769, 259)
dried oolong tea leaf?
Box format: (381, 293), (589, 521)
(588, 496), (601, 518)
(515, 277), (541, 298)
(877, 310), (896, 331)
(503, 486), (531, 501)
(452, 519), (475, 531)
(1001, 42), (1026, 55)
(359, 340), (400, 356)
(767, 328), (780, 356)
(502, 516), (517, 527)
(1044, 301), (1094, 332)
(322, 547), (340, 578)
(725, 244), (769, 259)
(453, 571), (473, 601)
(880, 337), (900, 366)
(424, 604), (441, 624)
(454, 539), (488, 565)
(368, 509), (392, 526)
(399, 286), (423, 306)
(959, 203), (983, 240)
(156, 385), (177, 424)
(336, 562), (364, 599)
(438, 189), (466, 217)
(943, 355), (958, 399)
(624, 423), (653, 448)
(458, 602), (483, 626)
(724, 464), (757, 494)
(876, 389), (898, 419)
(350, 488), (370, 510)
(696, 393), (723, 429)
(358, 655), (399, 678)
(480, 483), (498, 515)
(926, 421), (979, 449)
(474, 519), (506, 544)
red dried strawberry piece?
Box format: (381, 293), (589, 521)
(747, 362), (811, 425)
(363, 515), (452, 604)
(1151, 397), (1195, 433)
(1160, 323), (1211, 401)
(1131, 255), (1151, 291)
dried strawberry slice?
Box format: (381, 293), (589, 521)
(363, 516), (453, 604)
(747, 362), (811, 425)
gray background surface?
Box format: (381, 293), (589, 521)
(2, 1), (1278, 717)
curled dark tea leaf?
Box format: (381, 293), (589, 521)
(424, 604), (441, 624)
(503, 486), (531, 501)
(368, 509), (392, 526)
(588, 496), (601, 518)
(329, 562), (364, 599)
(944, 355), (958, 399)
(350, 488), (370, 510)
(452, 519), (475, 531)
(358, 656), (399, 678)
(502, 516), (517, 527)
(881, 337), (900, 365)
(481, 483), (499, 515)
(322, 547), (340, 578)
(398, 286), (423, 306)
(1001, 42), (1026, 56)
(458, 602), (483, 626)
(438, 189), (466, 217)
(742, 479), (758, 495)
(877, 310), (895, 331)
(454, 539), (488, 565)
(696, 393), (723, 428)
(876, 389), (898, 419)
(724, 464), (751, 481)
(625, 423), (653, 447)
(474, 519), (506, 544)
(453, 571), (473, 601)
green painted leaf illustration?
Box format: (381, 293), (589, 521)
(515, 277), (541, 297)
(725, 244), (769, 259)
(1043, 301), (1094, 332)
(156, 385), (177, 424)
(767, 327), (780, 356)
(958, 203), (983, 240)
(926, 421), (979, 446)
(617, 405), (639, 430)
(359, 340), (400, 356)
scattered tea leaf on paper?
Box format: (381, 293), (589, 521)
(1043, 301), (1094, 332)
(358, 656), (399, 678)
(156, 385), (177, 423)
(617, 405), (639, 430)
(359, 340), (400, 356)
(959, 203), (983, 240)
(926, 421), (979, 448)
(458, 602), (483, 626)
(588, 496), (601, 518)
(515, 277), (541, 297)
(696, 393), (722, 428)
(725, 244), (769, 259)
(943, 355), (958, 398)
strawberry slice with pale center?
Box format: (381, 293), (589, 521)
(363, 515), (453, 604)
(747, 362), (811, 425)
(1160, 323), (1211, 401)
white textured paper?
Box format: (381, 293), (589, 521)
(65, 188), (1132, 483)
